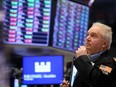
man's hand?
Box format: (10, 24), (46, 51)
(61, 79), (69, 87)
(75, 46), (88, 58)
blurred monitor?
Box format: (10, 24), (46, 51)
(22, 55), (64, 85)
(52, 0), (90, 52)
(3, 0), (52, 46)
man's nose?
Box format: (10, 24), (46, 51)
(86, 36), (90, 41)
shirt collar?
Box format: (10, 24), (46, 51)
(89, 51), (105, 62)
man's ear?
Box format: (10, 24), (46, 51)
(102, 41), (108, 48)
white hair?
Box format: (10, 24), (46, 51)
(92, 22), (112, 49)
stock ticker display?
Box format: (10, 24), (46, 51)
(53, 0), (89, 51)
(3, 0), (90, 52)
(3, 0), (52, 46)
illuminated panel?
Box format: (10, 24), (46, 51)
(22, 55), (64, 84)
(3, 0), (52, 46)
(53, 0), (89, 51)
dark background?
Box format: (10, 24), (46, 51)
(88, 0), (116, 57)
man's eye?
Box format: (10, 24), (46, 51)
(91, 34), (95, 37)
(91, 34), (97, 38)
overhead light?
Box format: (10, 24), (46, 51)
(88, 0), (95, 6)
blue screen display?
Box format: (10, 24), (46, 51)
(22, 55), (64, 84)
(53, 0), (89, 51)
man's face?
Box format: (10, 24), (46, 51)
(85, 26), (106, 55)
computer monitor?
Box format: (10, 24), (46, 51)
(52, 0), (90, 52)
(22, 55), (64, 85)
(3, 0), (52, 46)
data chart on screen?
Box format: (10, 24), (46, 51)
(3, 0), (52, 46)
(53, 0), (89, 51)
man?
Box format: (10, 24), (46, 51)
(62, 22), (116, 87)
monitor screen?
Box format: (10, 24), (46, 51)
(52, 0), (89, 51)
(3, 0), (52, 46)
(22, 55), (64, 84)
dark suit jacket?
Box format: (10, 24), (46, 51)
(72, 50), (116, 87)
